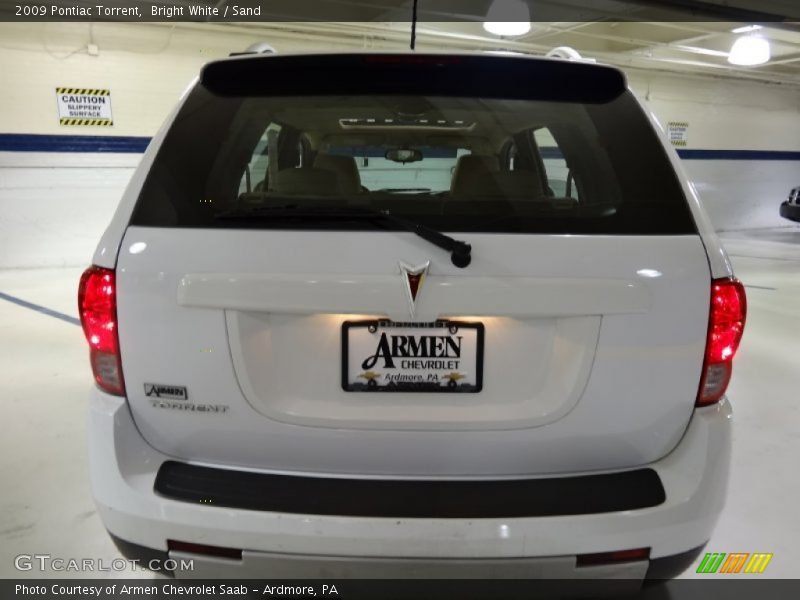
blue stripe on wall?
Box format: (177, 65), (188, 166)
(1, 134), (800, 161)
(0, 133), (150, 153)
(676, 149), (800, 161)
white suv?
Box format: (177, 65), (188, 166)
(80, 53), (746, 581)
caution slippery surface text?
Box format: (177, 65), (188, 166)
(56, 88), (113, 126)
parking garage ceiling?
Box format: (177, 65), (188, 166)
(128, 1), (800, 86)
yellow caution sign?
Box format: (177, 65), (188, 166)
(56, 88), (111, 95)
(59, 118), (113, 126)
(56, 88), (113, 126)
(667, 121), (689, 147)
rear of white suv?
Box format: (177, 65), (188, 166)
(80, 53), (745, 581)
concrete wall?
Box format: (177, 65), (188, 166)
(628, 71), (800, 232)
(0, 22), (798, 269)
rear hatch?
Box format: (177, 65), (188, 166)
(114, 54), (710, 477)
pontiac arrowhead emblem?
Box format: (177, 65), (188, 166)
(399, 260), (430, 319)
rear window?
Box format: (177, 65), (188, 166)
(132, 55), (695, 235)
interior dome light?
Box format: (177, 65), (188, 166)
(483, 0), (531, 37)
(728, 35), (770, 66)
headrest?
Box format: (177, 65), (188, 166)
(450, 154), (549, 200)
(313, 154), (362, 195)
(449, 154), (500, 196)
(491, 170), (547, 199)
(272, 167), (339, 196)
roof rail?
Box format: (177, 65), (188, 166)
(229, 42), (276, 57)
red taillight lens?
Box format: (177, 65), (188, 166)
(577, 547), (651, 567)
(167, 540), (242, 560)
(697, 278), (746, 406)
(78, 266), (125, 396)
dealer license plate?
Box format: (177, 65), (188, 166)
(342, 320), (484, 392)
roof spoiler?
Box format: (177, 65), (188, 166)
(202, 54), (627, 103)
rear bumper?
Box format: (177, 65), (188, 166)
(89, 389), (731, 577)
(112, 533), (704, 580)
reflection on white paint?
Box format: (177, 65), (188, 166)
(637, 269), (663, 278)
(128, 242), (147, 255)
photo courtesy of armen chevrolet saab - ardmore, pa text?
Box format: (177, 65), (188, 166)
(1, 1), (800, 599)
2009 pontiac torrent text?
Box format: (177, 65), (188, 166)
(80, 52), (746, 581)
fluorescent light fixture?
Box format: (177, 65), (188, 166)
(672, 44), (729, 58)
(728, 35), (770, 66)
(483, 0), (531, 36)
(731, 24), (762, 34)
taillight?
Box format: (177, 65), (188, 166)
(697, 278), (746, 406)
(78, 266), (125, 396)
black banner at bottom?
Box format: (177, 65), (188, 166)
(4, 579), (800, 600)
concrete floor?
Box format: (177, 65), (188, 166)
(0, 227), (798, 580)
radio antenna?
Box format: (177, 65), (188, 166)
(410, 0), (419, 50)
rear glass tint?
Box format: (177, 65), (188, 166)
(131, 55), (695, 235)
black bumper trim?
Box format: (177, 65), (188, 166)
(645, 543), (708, 580)
(154, 461), (665, 518)
(109, 533), (174, 577)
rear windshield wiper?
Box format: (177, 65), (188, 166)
(215, 204), (472, 268)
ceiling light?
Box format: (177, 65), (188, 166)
(483, 0), (531, 37)
(728, 35), (770, 66)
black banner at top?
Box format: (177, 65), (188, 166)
(2, 0), (800, 22)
